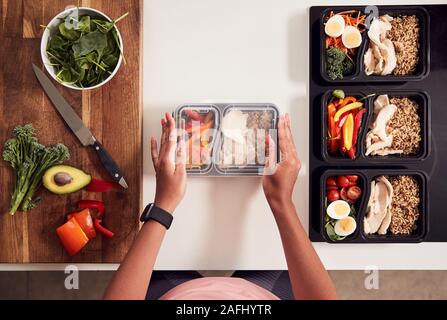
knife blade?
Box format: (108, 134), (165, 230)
(32, 64), (128, 189)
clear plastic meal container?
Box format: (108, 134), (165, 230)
(174, 103), (279, 176)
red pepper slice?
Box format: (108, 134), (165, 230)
(347, 145), (356, 160)
(86, 178), (122, 192)
(94, 219), (114, 239)
(78, 200), (105, 218)
(352, 108), (366, 147)
(77, 200), (114, 238)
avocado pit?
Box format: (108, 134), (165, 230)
(54, 172), (73, 186)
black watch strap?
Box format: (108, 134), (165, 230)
(140, 203), (173, 229)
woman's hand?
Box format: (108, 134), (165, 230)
(262, 113), (301, 212)
(151, 112), (186, 213)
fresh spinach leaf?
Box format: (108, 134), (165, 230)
(46, 11), (127, 88)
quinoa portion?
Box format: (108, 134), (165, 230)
(388, 15), (420, 76)
(389, 175), (420, 235)
(388, 97), (421, 155)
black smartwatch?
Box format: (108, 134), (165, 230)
(140, 203), (173, 229)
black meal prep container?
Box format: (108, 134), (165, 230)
(321, 90), (431, 164)
(320, 169), (428, 243)
(309, 5), (441, 244)
(320, 6), (430, 83)
(174, 103), (279, 177)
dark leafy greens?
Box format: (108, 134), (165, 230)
(3, 125), (70, 215)
(46, 12), (128, 88)
(326, 47), (354, 80)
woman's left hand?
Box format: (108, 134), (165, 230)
(151, 112), (186, 213)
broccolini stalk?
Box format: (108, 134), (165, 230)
(21, 144), (69, 211)
(3, 125), (70, 215)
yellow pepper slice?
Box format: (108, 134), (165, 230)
(334, 102), (363, 122)
(342, 113), (354, 151)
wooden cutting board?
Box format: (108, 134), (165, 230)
(0, 0), (142, 263)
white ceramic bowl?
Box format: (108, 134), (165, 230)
(41, 7), (124, 90)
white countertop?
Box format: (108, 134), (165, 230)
(2, 0), (447, 272)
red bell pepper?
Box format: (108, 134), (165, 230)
(56, 217), (89, 256)
(67, 209), (96, 239)
(77, 200), (113, 238)
(86, 178), (122, 192)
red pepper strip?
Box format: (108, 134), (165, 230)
(352, 108), (366, 147)
(347, 145), (356, 159)
(77, 200), (113, 238)
(94, 219), (114, 239)
(78, 200), (105, 218)
(86, 178), (122, 192)
(338, 96), (357, 110)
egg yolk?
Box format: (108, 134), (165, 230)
(334, 202), (349, 216)
(327, 24), (342, 35)
(345, 33), (360, 45)
(339, 218), (355, 231)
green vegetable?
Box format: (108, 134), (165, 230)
(326, 48), (354, 80)
(46, 11), (128, 88)
(2, 125), (70, 215)
(332, 89), (345, 99)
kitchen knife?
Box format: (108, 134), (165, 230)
(32, 64), (128, 189)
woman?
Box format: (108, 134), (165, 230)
(103, 112), (337, 300)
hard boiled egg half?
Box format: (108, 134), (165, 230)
(325, 15), (345, 38)
(342, 26), (362, 49)
(334, 217), (357, 237)
(326, 200), (351, 220)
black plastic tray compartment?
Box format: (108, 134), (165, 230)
(361, 91), (430, 162)
(320, 169), (368, 243)
(321, 90), (372, 163)
(360, 170), (428, 243)
(320, 7), (366, 82)
(360, 7), (430, 82)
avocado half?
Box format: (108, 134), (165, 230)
(43, 165), (92, 195)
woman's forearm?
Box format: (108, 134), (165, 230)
(103, 221), (166, 300)
(270, 200), (337, 300)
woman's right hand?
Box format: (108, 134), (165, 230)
(262, 113), (301, 212)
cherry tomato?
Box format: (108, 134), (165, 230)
(347, 186), (362, 200)
(327, 185), (338, 190)
(346, 175), (358, 182)
(340, 187), (348, 201)
(326, 177), (337, 187)
(337, 176), (350, 188)
(327, 189), (340, 202)
(348, 180), (357, 187)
